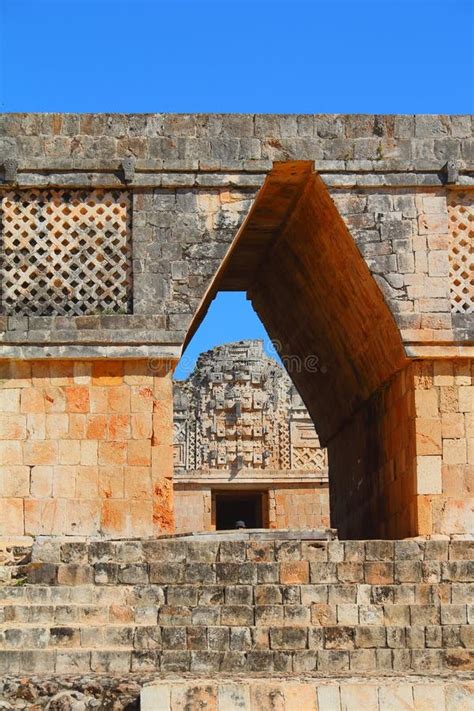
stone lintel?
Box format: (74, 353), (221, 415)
(174, 469), (329, 485)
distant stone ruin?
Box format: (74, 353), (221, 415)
(173, 340), (329, 532)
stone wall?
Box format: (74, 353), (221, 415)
(329, 359), (473, 539)
(0, 113), (472, 539)
(0, 359), (174, 538)
(0, 534), (472, 678)
(1, 114), (472, 353)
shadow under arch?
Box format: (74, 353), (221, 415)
(185, 162), (414, 539)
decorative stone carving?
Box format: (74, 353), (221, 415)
(173, 340), (327, 472)
(0, 189), (132, 316)
(448, 191), (473, 314)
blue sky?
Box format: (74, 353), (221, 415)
(1, 0), (472, 113)
(1, 0), (472, 377)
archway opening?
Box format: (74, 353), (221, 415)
(173, 290), (330, 534)
(183, 162), (412, 539)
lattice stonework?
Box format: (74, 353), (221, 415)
(0, 189), (132, 316)
(448, 192), (474, 314)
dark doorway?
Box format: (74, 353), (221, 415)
(214, 491), (264, 530)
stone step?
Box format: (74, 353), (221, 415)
(140, 677), (474, 711)
(0, 621), (472, 673)
(0, 648), (136, 675)
(0, 645), (471, 676)
(0, 624), (140, 649)
(1, 604), (473, 630)
(1, 582), (472, 608)
(4, 557), (474, 588)
(0, 603), (161, 624)
(1, 537), (472, 589)
(0, 673), (470, 710)
(3, 536), (472, 572)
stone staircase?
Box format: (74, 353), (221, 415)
(0, 532), (472, 708)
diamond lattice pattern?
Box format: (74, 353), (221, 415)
(448, 192), (473, 314)
(0, 189), (132, 316)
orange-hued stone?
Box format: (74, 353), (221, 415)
(99, 441), (128, 465)
(65, 499), (100, 536)
(417, 495), (433, 535)
(128, 439), (152, 466)
(1, 351), (469, 539)
(152, 477), (174, 532)
(20, 388), (45, 414)
(99, 466), (124, 499)
(24, 498), (66, 536)
(108, 415), (130, 441)
(80, 440), (98, 466)
(153, 370), (174, 400)
(92, 361), (124, 386)
(0, 414), (26, 440)
(130, 500), (155, 537)
(30, 466), (53, 498)
(130, 386), (154, 413)
(415, 418), (442, 455)
(107, 385), (130, 414)
(0, 357), (178, 537)
(101, 499), (128, 536)
(68, 413), (86, 439)
(280, 561), (309, 584)
(90, 387), (108, 414)
(24, 440), (58, 466)
(0, 466), (29, 497)
(75, 466), (99, 498)
(86, 415), (108, 440)
(59, 439), (80, 466)
(123, 360), (154, 385)
(131, 414), (153, 439)
(151, 444), (173, 477)
(46, 413), (69, 440)
(49, 361), (74, 385)
(0, 441), (22, 465)
(124, 465), (152, 499)
(43, 386), (66, 413)
(0, 497), (24, 535)
(65, 386), (90, 413)
(53, 465), (76, 498)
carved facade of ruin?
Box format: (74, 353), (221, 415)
(174, 340), (327, 473)
(172, 340), (329, 532)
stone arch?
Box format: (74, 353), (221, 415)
(185, 162), (413, 538)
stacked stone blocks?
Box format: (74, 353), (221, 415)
(0, 536), (472, 677)
(0, 359), (174, 538)
(0, 114), (472, 539)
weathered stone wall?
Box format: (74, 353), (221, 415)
(0, 534), (472, 678)
(0, 359), (174, 538)
(329, 359), (473, 539)
(330, 186), (472, 347)
(0, 113), (472, 539)
(1, 114), (472, 353)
